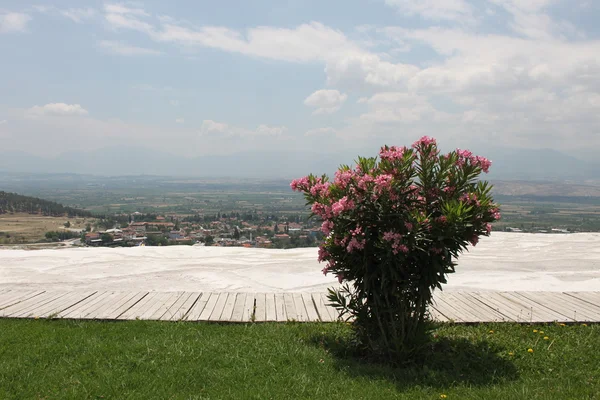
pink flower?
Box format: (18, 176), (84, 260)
(357, 174), (374, 191)
(383, 231), (402, 242)
(485, 223), (492, 234)
(346, 237), (365, 253)
(321, 220), (334, 235)
(436, 216), (447, 224)
(336, 273), (344, 284)
(334, 170), (354, 187)
(412, 136), (437, 150)
(321, 266), (329, 276)
(431, 247), (443, 254)
(290, 176), (309, 191)
(469, 234), (479, 246)
(309, 182), (331, 197)
(474, 156), (492, 173)
(397, 244), (409, 253)
(405, 222), (413, 231)
(311, 203), (332, 219)
(331, 196), (355, 216)
(318, 246), (329, 262)
(379, 146), (407, 162)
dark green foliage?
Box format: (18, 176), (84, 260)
(0, 191), (91, 217)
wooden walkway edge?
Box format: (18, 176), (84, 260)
(0, 289), (598, 323)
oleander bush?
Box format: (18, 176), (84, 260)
(291, 136), (500, 360)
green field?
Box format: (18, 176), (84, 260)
(0, 320), (597, 399)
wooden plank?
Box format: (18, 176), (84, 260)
(208, 293), (229, 321)
(283, 293), (297, 321)
(427, 304), (449, 322)
(311, 293), (332, 322)
(60, 291), (112, 318)
(162, 292), (201, 321)
(446, 292), (512, 322)
(145, 292), (185, 320)
(515, 292), (600, 322)
(254, 293), (266, 322)
(219, 293), (238, 322)
(185, 293), (210, 321)
(566, 292), (600, 309)
(274, 293), (286, 322)
(292, 293), (308, 322)
(83, 291), (137, 319)
(469, 292), (529, 322)
(101, 292), (148, 320)
(322, 293), (340, 321)
(0, 290), (45, 310)
(498, 292), (573, 322)
(265, 293), (277, 322)
(301, 293), (320, 322)
(242, 293), (255, 322)
(36, 292), (97, 318)
(230, 293), (247, 322)
(1, 292), (69, 318)
(118, 292), (159, 320)
(199, 293), (220, 321)
(430, 296), (468, 322)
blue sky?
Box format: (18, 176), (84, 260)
(0, 0), (599, 160)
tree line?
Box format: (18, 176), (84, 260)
(0, 191), (92, 217)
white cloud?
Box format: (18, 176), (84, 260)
(199, 120), (287, 138)
(104, 3), (149, 17)
(358, 92), (443, 123)
(0, 12), (31, 33)
(175, 118), (184, 124)
(384, 0), (474, 22)
(98, 40), (162, 56)
(60, 8), (96, 23)
(304, 89), (348, 115)
(27, 103), (88, 117)
(305, 127), (337, 136)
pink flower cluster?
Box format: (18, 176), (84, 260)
(455, 149), (492, 173)
(321, 220), (334, 235)
(309, 180), (331, 197)
(412, 136), (437, 149)
(311, 202), (332, 219)
(346, 237), (366, 253)
(379, 146), (407, 162)
(290, 176), (309, 192)
(318, 245), (329, 262)
(334, 169), (354, 187)
(490, 207), (501, 220)
(383, 231), (408, 255)
(331, 196), (355, 216)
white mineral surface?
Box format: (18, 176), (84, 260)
(1, 233), (598, 292)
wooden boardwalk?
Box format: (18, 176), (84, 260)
(0, 289), (599, 323)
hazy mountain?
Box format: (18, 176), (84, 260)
(1, 146), (599, 181)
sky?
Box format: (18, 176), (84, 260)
(0, 0), (599, 161)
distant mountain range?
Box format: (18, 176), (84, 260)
(0, 146), (598, 182)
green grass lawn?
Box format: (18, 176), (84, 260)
(0, 320), (597, 399)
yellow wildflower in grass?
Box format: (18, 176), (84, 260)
(440, 395), (448, 399)
(539, 331), (544, 334)
(489, 330), (494, 334)
(508, 352), (515, 356)
(528, 348), (534, 353)
(559, 323), (566, 326)
(543, 336), (549, 340)
(582, 323), (588, 327)
(533, 329), (538, 333)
